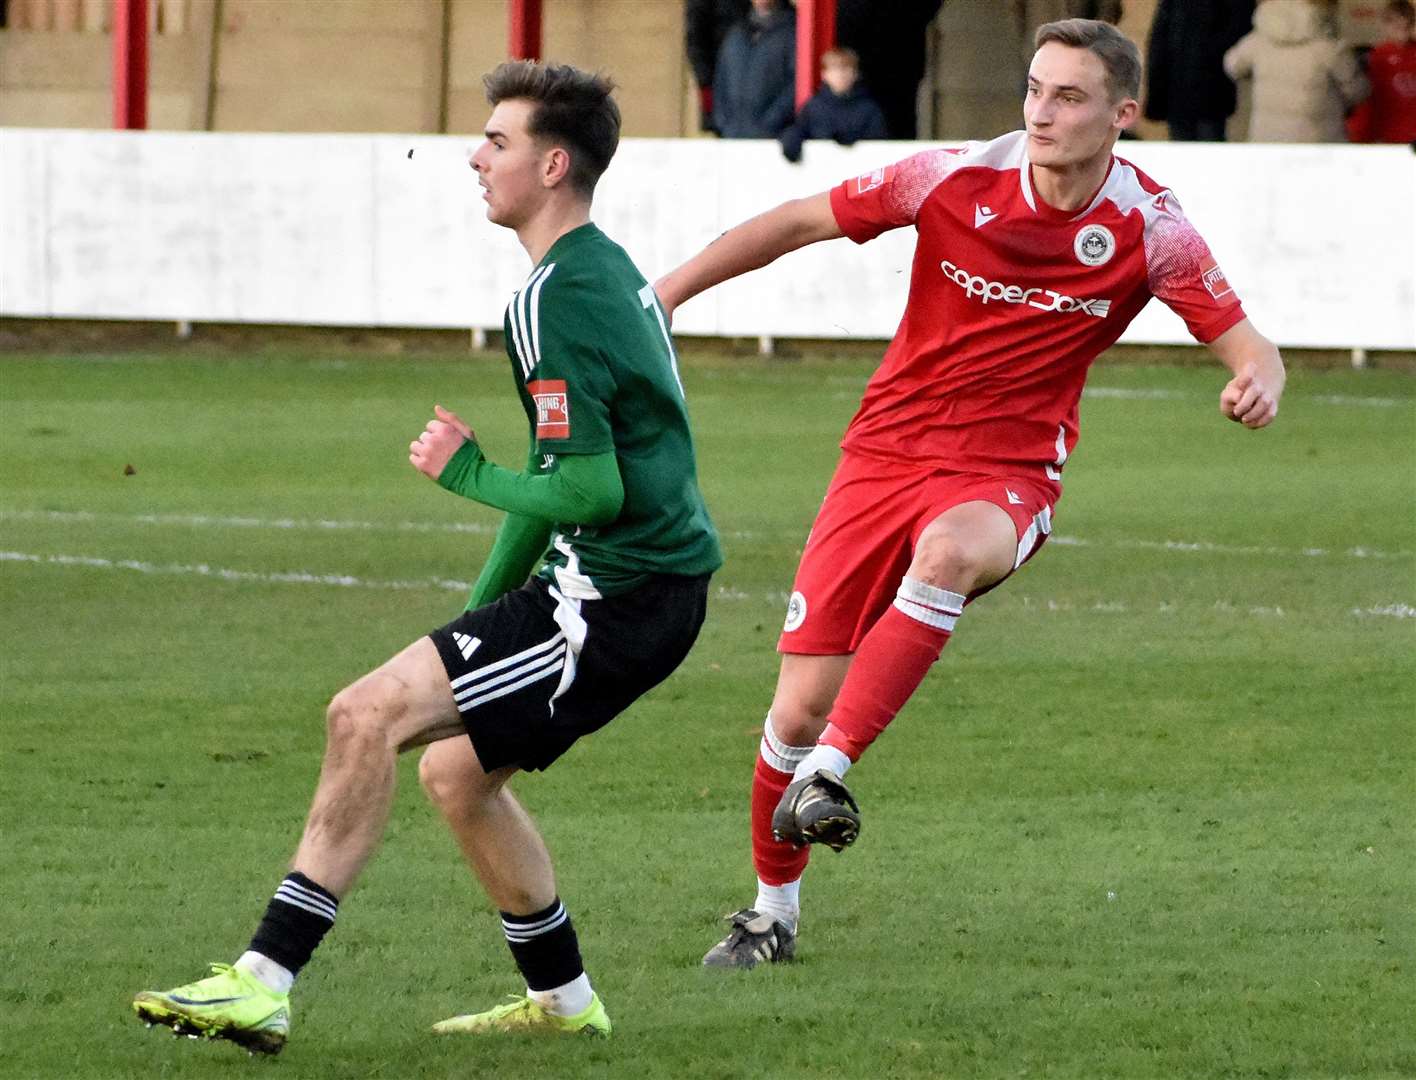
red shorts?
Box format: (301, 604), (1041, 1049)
(778, 451), (1059, 654)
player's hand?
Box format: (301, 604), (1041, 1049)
(409, 404), (476, 480)
(1219, 366), (1282, 429)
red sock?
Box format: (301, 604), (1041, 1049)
(820, 579), (963, 761)
(751, 755), (811, 886)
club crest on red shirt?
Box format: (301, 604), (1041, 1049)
(527, 379), (570, 439)
(1073, 224), (1115, 267)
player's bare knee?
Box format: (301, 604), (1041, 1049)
(768, 698), (831, 746)
(325, 681), (403, 755)
(910, 529), (989, 594)
(418, 741), (497, 812)
(417, 745), (457, 808)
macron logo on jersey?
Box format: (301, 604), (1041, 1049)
(527, 379), (570, 439)
(940, 258), (1112, 318)
(974, 204), (998, 229)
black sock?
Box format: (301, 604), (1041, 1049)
(247, 872), (339, 976)
(501, 897), (584, 991)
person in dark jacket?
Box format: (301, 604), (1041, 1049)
(686, 0), (751, 132)
(713, 0), (798, 138)
(1145, 0), (1256, 140)
(780, 47), (889, 161)
(837, 0), (945, 140)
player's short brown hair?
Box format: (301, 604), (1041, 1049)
(1034, 18), (1142, 102)
(483, 60), (621, 197)
(822, 46), (860, 70)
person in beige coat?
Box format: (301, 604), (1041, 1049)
(1223, 0), (1369, 141)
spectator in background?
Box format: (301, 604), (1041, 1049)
(686, 0), (750, 133)
(1145, 0), (1255, 140)
(1011, 1), (1122, 72)
(1346, 0), (1416, 144)
(1224, 0), (1368, 142)
(837, 0), (945, 140)
(779, 47), (888, 162)
(713, 0), (798, 139)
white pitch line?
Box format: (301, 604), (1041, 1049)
(0, 551), (472, 593)
(0, 508), (498, 536)
(3, 549), (1413, 620)
(1351, 604), (1416, 620)
(4, 508), (1409, 560)
(0, 509), (756, 543)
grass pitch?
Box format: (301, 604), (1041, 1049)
(1, 344), (1413, 1079)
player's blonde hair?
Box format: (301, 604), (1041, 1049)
(1034, 18), (1141, 102)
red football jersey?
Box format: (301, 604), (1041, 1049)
(829, 130), (1246, 479)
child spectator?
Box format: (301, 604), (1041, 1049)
(1346, 0), (1416, 143)
(779, 47), (889, 162)
(1224, 0), (1369, 142)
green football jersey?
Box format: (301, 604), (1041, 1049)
(501, 222), (722, 598)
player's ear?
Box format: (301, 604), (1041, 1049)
(542, 146), (572, 189)
(1113, 96), (1140, 132)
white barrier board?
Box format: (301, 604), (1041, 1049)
(2, 129), (1413, 348)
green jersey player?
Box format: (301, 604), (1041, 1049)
(133, 60), (720, 1054)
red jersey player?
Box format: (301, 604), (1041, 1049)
(655, 18), (1286, 969)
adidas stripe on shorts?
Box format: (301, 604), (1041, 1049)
(428, 575), (709, 772)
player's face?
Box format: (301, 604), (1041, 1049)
(1024, 43), (1135, 170)
(469, 99), (551, 229)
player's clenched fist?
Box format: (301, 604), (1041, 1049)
(1220, 367), (1282, 430)
(410, 404), (476, 480)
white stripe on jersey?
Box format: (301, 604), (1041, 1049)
(527, 263), (554, 369)
(508, 264), (552, 378)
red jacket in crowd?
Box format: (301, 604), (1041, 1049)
(1347, 39), (1416, 142)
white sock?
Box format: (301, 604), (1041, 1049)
(793, 743), (851, 782)
(234, 951), (294, 995)
(527, 971), (594, 1017)
(753, 878), (801, 931)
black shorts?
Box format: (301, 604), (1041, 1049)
(428, 574), (710, 772)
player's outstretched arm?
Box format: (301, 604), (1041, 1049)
(654, 192), (843, 321)
(409, 405), (624, 524)
(1208, 318), (1286, 430)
